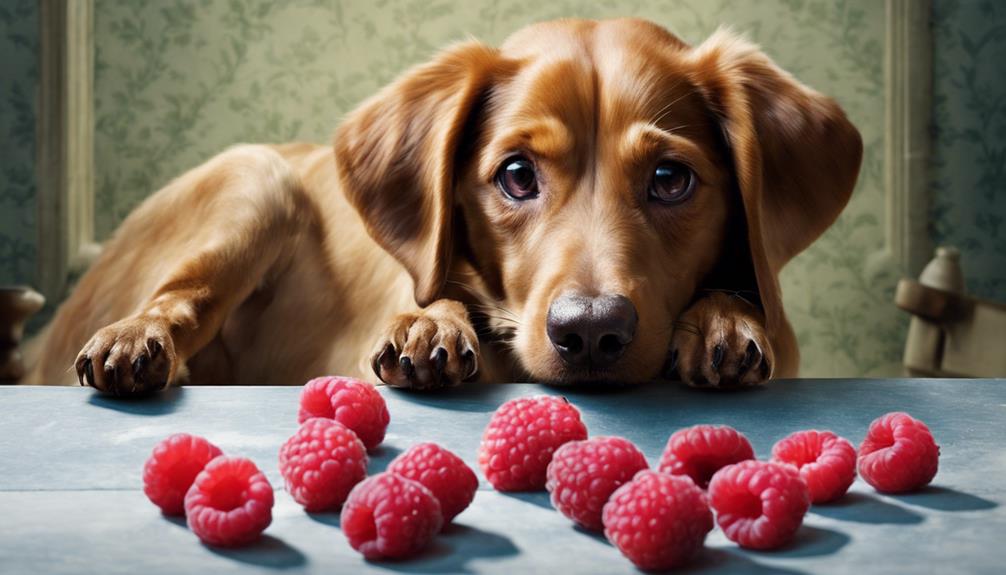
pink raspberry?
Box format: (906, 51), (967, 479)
(602, 470), (713, 570)
(546, 436), (649, 531)
(771, 429), (857, 503)
(279, 418), (368, 512)
(708, 460), (810, 550)
(142, 433), (223, 516)
(298, 376), (390, 451)
(858, 411), (939, 493)
(478, 395), (588, 491)
(387, 442), (478, 524)
(184, 456), (274, 547)
(340, 471), (443, 560)
(658, 424), (755, 488)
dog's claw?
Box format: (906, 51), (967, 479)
(739, 341), (757, 371)
(432, 347), (448, 373)
(462, 348), (478, 381)
(400, 356), (415, 379)
(83, 359), (94, 388)
(147, 338), (162, 359)
(711, 344), (725, 370)
(105, 364), (121, 397)
(132, 355), (147, 384)
(373, 343), (396, 379)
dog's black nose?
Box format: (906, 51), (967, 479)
(546, 294), (638, 370)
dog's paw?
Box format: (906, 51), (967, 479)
(75, 316), (176, 396)
(668, 292), (773, 388)
(370, 300), (479, 390)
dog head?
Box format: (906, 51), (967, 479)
(335, 18), (861, 383)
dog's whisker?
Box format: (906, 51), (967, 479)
(470, 303), (520, 322)
(653, 87), (697, 126)
(699, 288), (759, 307)
(646, 78), (685, 120)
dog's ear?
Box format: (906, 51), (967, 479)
(334, 42), (504, 307)
(689, 30), (863, 331)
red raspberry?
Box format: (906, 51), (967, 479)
(340, 471), (443, 560)
(478, 395), (588, 491)
(387, 442), (478, 524)
(858, 411), (939, 493)
(279, 418), (368, 512)
(546, 436), (649, 531)
(142, 433), (223, 516)
(184, 456), (274, 547)
(771, 430), (857, 503)
(298, 376), (390, 451)
(708, 460), (810, 550)
(658, 424), (755, 488)
(602, 470), (713, 570)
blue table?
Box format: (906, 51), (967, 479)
(1, 380), (1003, 574)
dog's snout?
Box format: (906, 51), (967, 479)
(546, 294), (638, 370)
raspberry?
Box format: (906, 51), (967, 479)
(298, 376), (390, 451)
(708, 460), (810, 550)
(771, 430), (857, 503)
(184, 456), (274, 547)
(387, 442), (478, 524)
(142, 433), (223, 516)
(340, 471), (443, 560)
(478, 395), (588, 491)
(658, 424), (755, 488)
(858, 411), (940, 494)
(279, 418), (368, 512)
(546, 436), (649, 531)
(602, 470), (713, 570)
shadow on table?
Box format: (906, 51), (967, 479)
(500, 490), (553, 510)
(889, 485), (998, 512)
(573, 523), (611, 546)
(206, 534), (307, 570)
(372, 523), (517, 574)
(680, 547), (808, 574)
(366, 444), (404, 473)
(811, 492), (924, 525)
(86, 386), (186, 416)
(386, 384), (514, 413)
(161, 515), (189, 530)
(746, 525), (850, 559)
(306, 511), (341, 528)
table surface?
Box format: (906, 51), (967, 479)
(1, 380), (1004, 574)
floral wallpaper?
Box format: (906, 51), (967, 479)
(930, 0), (1006, 301)
(0, 0), (37, 287)
(1, 0), (1002, 377)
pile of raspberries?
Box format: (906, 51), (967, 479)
(142, 380), (939, 570)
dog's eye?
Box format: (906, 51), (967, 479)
(495, 156), (539, 201)
(648, 162), (695, 205)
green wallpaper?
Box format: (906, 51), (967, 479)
(0, 0), (37, 286)
(931, 0), (1006, 301)
(1, 0), (1002, 377)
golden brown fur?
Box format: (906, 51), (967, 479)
(25, 19), (861, 393)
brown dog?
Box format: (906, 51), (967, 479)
(24, 18), (861, 394)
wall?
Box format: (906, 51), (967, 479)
(930, 0), (1006, 300)
(3, 0), (1004, 378)
(0, 0), (37, 286)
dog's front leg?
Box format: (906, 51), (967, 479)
(74, 146), (305, 395)
(668, 291), (775, 388)
(369, 299), (479, 390)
